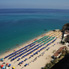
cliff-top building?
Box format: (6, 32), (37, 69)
(61, 23), (69, 47)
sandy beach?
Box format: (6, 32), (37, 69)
(0, 30), (52, 58)
(0, 30), (64, 69)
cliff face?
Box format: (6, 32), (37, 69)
(61, 23), (69, 43)
(62, 23), (69, 32)
(65, 35), (69, 42)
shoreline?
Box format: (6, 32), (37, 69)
(0, 30), (51, 57)
(0, 29), (63, 69)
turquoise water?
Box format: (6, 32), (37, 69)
(0, 9), (69, 54)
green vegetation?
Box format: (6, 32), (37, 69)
(43, 48), (68, 69)
(60, 41), (65, 45)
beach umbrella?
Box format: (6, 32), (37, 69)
(14, 49), (16, 51)
(17, 58), (20, 61)
(18, 62), (22, 65)
(12, 67), (15, 69)
(1, 65), (4, 68)
(0, 59), (1, 61)
(2, 66), (5, 69)
(2, 68), (5, 69)
(8, 64), (11, 67)
(21, 61), (24, 64)
(24, 58), (27, 61)
(24, 64), (28, 67)
(34, 39), (37, 41)
(6, 63), (9, 66)
(1, 58), (4, 61)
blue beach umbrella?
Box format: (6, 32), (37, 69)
(8, 64), (11, 67)
(17, 58), (20, 61)
(21, 61), (24, 64)
(2, 66), (5, 69)
(24, 58), (27, 61)
(24, 64), (28, 67)
(1, 58), (4, 61)
(0, 59), (1, 61)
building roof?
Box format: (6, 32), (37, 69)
(53, 46), (66, 57)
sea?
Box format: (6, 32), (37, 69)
(0, 9), (69, 55)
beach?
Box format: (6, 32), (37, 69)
(0, 30), (64, 69)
